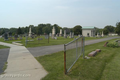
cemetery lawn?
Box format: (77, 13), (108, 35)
(0, 36), (110, 48)
(36, 38), (120, 80)
(0, 45), (9, 49)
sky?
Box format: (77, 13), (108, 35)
(0, 0), (120, 28)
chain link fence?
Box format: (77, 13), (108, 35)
(64, 36), (85, 74)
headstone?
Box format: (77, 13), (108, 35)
(60, 29), (62, 36)
(45, 35), (48, 39)
(78, 34), (81, 37)
(102, 31), (104, 37)
(97, 33), (99, 37)
(31, 35), (34, 39)
(88, 51), (97, 57)
(52, 27), (55, 39)
(95, 49), (101, 52)
(37, 38), (43, 40)
(14, 34), (18, 40)
(49, 33), (52, 37)
(69, 32), (72, 38)
(54, 37), (57, 40)
(72, 32), (74, 38)
(4, 33), (8, 41)
(29, 27), (32, 37)
(19, 37), (23, 40)
(64, 30), (67, 38)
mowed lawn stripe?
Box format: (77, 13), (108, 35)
(36, 38), (120, 80)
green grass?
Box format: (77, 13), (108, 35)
(36, 38), (120, 80)
(2, 62), (8, 74)
(0, 36), (111, 48)
(0, 45), (9, 49)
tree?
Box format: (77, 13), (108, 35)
(42, 26), (50, 34)
(73, 25), (82, 35)
(94, 27), (100, 35)
(104, 25), (115, 33)
(115, 22), (120, 35)
(103, 28), (109, 35)
(9, 28), (17, 34)
(63, 27), (71, 34)
(53, 24), (60, 34)
(17, 27), (22, 34)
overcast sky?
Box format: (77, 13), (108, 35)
(0, 0), (120, 28)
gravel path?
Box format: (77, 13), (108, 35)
(28, 36), (120, 57)
(0, 48), (10, 74)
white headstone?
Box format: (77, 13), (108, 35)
(60, 29), (62, 36)
(29, 27), (32, 37)
(52, 27), (55, 38)
(54, 37), (57, 40)
(64, 30), (67, 38)
(97, 33), (99, 37)
(49, 33), (52, 36)
(102, 31), (104, 37)
(69, 32), (72, 38)
(72, 32), (74, 38)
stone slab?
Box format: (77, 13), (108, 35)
(88, 51), (97, 57)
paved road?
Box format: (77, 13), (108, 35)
(28, 36), (120, 57)
(0, 48), (9, 74)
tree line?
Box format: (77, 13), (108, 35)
(0, 22), (120, 36)
(0, 23), (82, 36)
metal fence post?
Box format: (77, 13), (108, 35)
(82, 37), (85, 59)
(76, 39), (78, 60)
(64, 44), (67, 74)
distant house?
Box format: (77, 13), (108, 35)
(82, 26), (96, 37)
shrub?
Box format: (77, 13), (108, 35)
(107, 41), (119, 48)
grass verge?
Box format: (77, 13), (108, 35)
(0, 45), (9, 49)
(2, 62), (8, 74)
(36, 38), (120, 80)
(0, 36), (111, 48)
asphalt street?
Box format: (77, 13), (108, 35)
(28, 36), (120, 57)
(0, 48), (9, 74)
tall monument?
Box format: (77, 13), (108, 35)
(52, 27), (55, 38)
(69, 32), (72, 38)
(29, 27), (32, 37)
(64, 30), (67, 38)
(60, 29), (62, 36)
(102, 31), (104, 37)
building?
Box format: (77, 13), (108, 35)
(82, 26), (96, 37)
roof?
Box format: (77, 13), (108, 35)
(82, 26), (95, 29)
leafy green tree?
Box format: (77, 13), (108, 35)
(63, 27), (71, 34)
(53, 24), (60, 34)
(73, 25), (82, 35)
(9, 28), (17, 34)
(17, 27), (22, 34)
(104, 25), (115, 33)
(36, 24), (45, 35)
(115, 22), (120, 35)
(42, 26), (50, 34)
(94, 27), (100, 35)
(103, 28), (109, 35)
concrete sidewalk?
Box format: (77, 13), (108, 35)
(0, 42), (48, 80)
